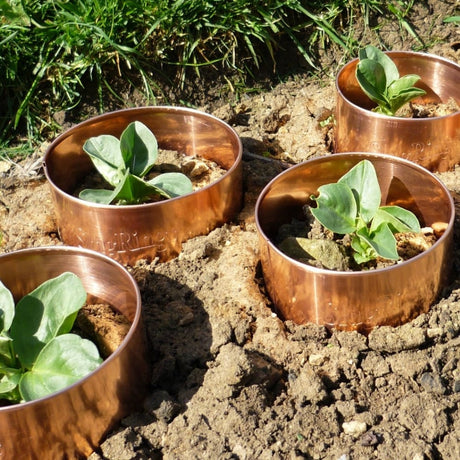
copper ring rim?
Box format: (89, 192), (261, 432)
(335, 51), (460, 120)
(43, 106), (243, 209)
(255, 152), (456, 276)
(0, 245), (142, 411)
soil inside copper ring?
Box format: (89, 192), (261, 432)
(384, 98), (459, 118)
(74, 149), (228, 203)
(276, 205), (440, 271)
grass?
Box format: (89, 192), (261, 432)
(0, 0), (442, 150)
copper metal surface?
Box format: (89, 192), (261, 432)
(255, 153), (454, 332)
(335, 52), (460, 172)
(0, 247), (149, 459)
(44, 107), (243, 265)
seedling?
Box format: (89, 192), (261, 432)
(356, 45), (426, 116)
(80, 121), (193, 204)
(0, 272), (102, 403)
(310, 160), (421, 264)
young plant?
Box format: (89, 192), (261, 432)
(0, 272), (102, 404)
(356, 45), (426, 116)
(310, 160), (421, 264)
(80, 121), (193, 204)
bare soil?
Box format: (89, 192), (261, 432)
(1, 2), (460, 458)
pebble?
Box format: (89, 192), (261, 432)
(308, 353), (325, 366)
(360, 430), (381, 446)
(342, 421), (367, 437)
(419, 372), (446, 394)
(453, 380), (460, 393)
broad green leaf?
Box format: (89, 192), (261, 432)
(359, 45), (399, 84)
(120, 121), (158, 177)
(83, 135), (125, 186)
(19, 334), (102, 402)
(79, 188), (117, 205)
(356, 59), (389, 108)
(113, 171), (170, 204)
(0, 366), (21, 394)
(357, 223), (399, 260)
(148, 172), (193, 198)
(0, 280), (15, 333)
(10, 273), (87, 369)
(371, 206), (421, 233)
(387, 75), (427, 113)
(310, 182), (357, 234)
(387, 74), (422, 98)
(338, 160), (381, 223)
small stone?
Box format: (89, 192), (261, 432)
(431, 221), (448, 238)
(426, 327), (443, 338)
(278, 237), (348, 270)
(309, 353), (325, 366)
(0, 161), (11, 174)
(181, 159), (209, 178)
(420, 372), (446, 395)
(342, 421), (367, 437)
(453, 380), (460, 393)
(360, 430), (381, 446)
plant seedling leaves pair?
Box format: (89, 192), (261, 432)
(83, 121), (158, 186)
(308, 159), (422, 265)
(81, 121), (192, 205)
(356, 45), (426, 115)
(10, 272), (87, 369)
(19, 334), (102, 402)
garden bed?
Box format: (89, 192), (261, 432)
(0, 3), (459, 458)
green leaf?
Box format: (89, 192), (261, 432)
(356, 59), (389, 108)
(0, 368), (21, 396)
(19, 334), (102, 402)
(310, 182), (357, 234)
(113, 171), (169, 204)
(371, 206), (421, 233)
(83, 135), (125, 186)
(78, 188), (116, 204)
(359, 45), (399, 84)
(0, 334), (14, 367)
(10, 273), (87, 369)
(120, 121), (158, 177)
(351, 235), (376, 264)
(148, 172), (193, 198)
(338, 160), (381, 223)
(0, 281), (15, 333)
(357, 223), (399, 260)
(387, 75), (426, 113)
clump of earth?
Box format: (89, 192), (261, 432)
(0, 2), (459, 458)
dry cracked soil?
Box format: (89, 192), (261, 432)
(0, 1), (460, 459)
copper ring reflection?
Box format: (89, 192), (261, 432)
(335, 52), (460, 172)
(44, 106), (243, 265)
(255, 153), (454, 333)
(0, 246), (149, 458)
